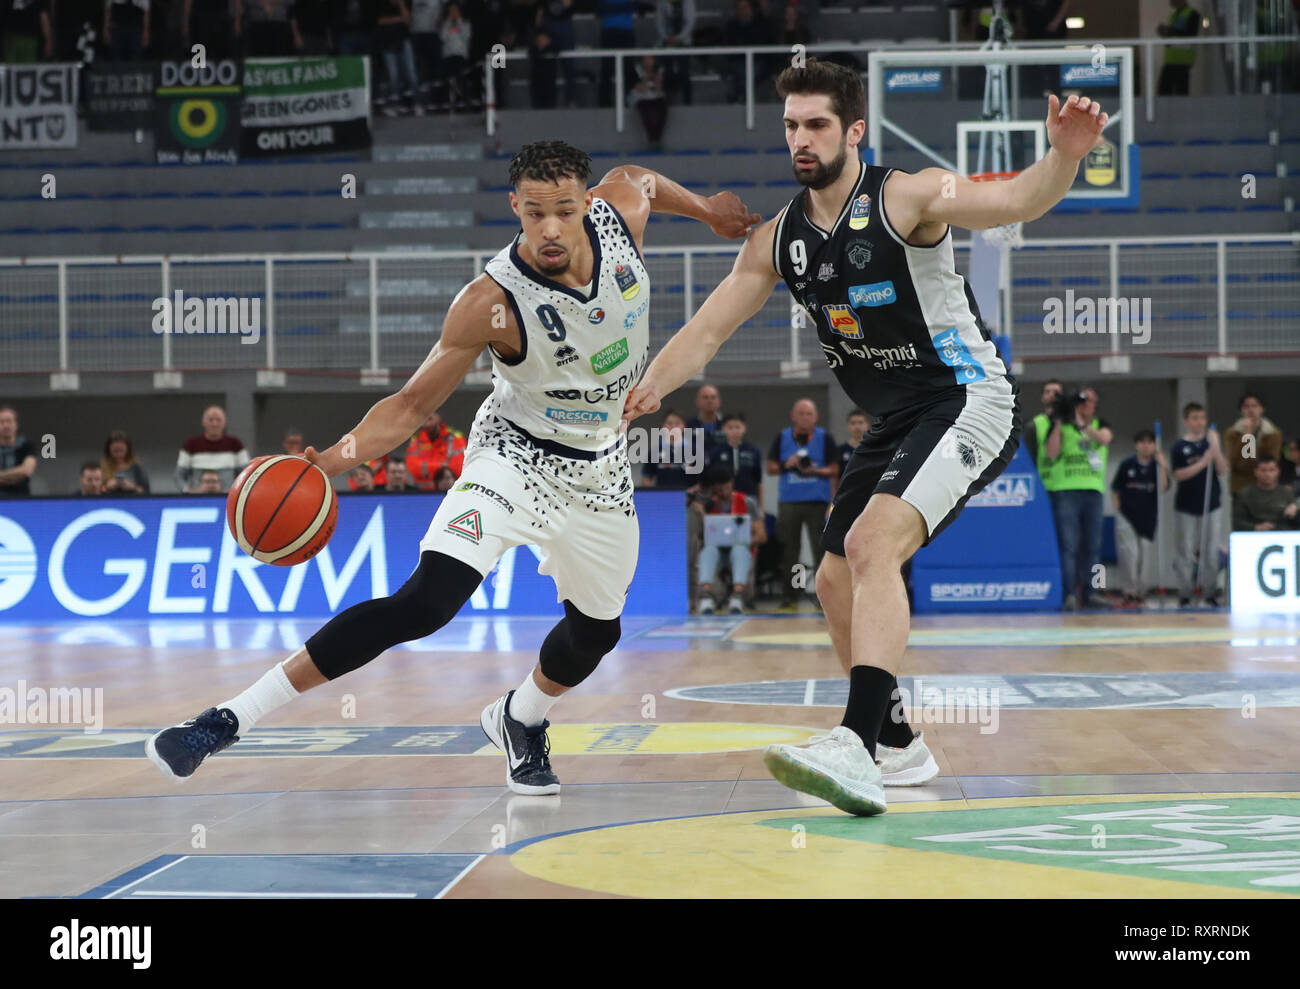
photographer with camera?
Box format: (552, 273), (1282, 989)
(1043, 386), (1113, 610)
(767, 398), (839, 611)
(692, 464), (767, 614)
(1025, 379), (1065, 481)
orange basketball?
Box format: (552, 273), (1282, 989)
(226, 454), (338, 566)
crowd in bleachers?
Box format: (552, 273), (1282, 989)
(1024, 383), (1300, 612)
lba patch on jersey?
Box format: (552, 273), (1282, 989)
(615, 263), (640, 300)
(849, 194), (872, 230)
(823, 304), (863, 339)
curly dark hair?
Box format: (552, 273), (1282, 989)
(508, 141), (592, 188)
(775, 58), (866, 133)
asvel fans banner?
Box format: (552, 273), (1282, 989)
(241, 56), (371, 156)
(0, 493), (686, 621)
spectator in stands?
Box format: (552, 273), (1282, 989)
(243, 0), (293, 55)
(3, 0), (53, 62)
(529, 19), (560, 109)
(56, 0), (100, 61)
(1024, 378), (1064, 478)
(656, 0), (694, 105)
(336, 0), (377, 56)
(537, 0), (577, 106)
(351, 463), (376, 492)
(1171, 402), (1226, 607)
(768, 398), (838, 610)
(597, 0), (636, 107)
(1110, 428), (1169, 605)
(641, 410), (692, 489)
(196, 469), (224, 494)
(1157, 0), (1200, 96)
(1233, 457), (1299, 531)
(384, 457), (417, 491)
(282, 428), (304, 455)
(77, 461), (104, 496)
(433, 465), (457, 492)
(1045, 386), (1112, 610)
(409, 0), (442, 107)
(406, 411), (467, 488)
(836, 408), (869, 483)
(290, 0), (334, 53)
(104, 0), (150, 59)
(184, 0), (236, 59)
(377, 0), (422, 115)
(692, 464), (766, 614)
(0, 406), (38, 497)
(629, 54), (669, 149)
(175, 404), (250, 492)
(777, 2), (811, 51)
(1225, 392), (1282, 495)
(685, 384), (725, 447)
(1282, 438), (1300, 490)
(722, 0), (772, 104)
(439, 1), (471, 110)
(102, 429), (150, 494)
(706, 412), (763, 500)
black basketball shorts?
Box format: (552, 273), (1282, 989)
(823, 383), (1021, 556)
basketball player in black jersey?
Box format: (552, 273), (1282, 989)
(625, 60), (1108, 816)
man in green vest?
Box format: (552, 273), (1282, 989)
(1157, 0), (1200, 95)
(1025, 379), (1065, 486)
(1044, 387), (1113, 609)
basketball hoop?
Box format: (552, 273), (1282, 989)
(969, 171), (1024, 249)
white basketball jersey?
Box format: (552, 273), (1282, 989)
(476, 196), (651, 453)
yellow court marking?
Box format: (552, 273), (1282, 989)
(470, 722), (819, 756)
(510, 793), (1300, 899)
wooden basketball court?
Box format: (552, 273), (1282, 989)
(3, 609), (1299, 898)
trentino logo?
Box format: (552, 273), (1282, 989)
(848, 280), (896, 308)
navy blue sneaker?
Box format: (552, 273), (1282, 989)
(146, 707), (240, 781)
(480, 691), (560, 795)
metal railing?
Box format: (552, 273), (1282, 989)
(2, 233), (1297, 384)
(481, 33), (1300, 134)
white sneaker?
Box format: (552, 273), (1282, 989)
(875, 731), (939, 786)
(698, 597), (716, 614)
(763, 725), (887, 816)
(727, 594), (744, 614)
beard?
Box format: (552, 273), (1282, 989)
(792, 144), (849, 190)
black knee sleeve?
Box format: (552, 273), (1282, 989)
(305, 551), (482, 680)
(538, 600), (622, 688)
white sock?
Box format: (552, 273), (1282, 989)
(218, 662), (298, 735)
(507, 670), (560, 727)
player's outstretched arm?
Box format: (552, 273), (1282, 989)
(886, 93), (1109, 235)
(593, 164), (761, 246)
(305, 277), (501, 478)
(624, 218), (781, 424)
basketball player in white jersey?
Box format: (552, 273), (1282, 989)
(625, 60), (1108, 815)
(147, 141), (759, 794)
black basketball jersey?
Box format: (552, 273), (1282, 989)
(773, 160), (1015, 420)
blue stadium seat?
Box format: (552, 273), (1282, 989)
(127, 225), (169, 233)
(764, 179), (798, 187)
(670, 148), (710, 156)
(270, 189), (309, 197)
(174, 224), (214, 232)
(1229, 137), (1267, 145)
(91, 225), (127, 233)
(1164, 312), (1210, 320)
(306, 222), (347, 230)
(1118, 276), (1151, 285)
(1011, 277), (1052, 286)
(230, 190), (267, 197)
(1244, 204), (1283, 212)
(1142, 172), (1181, 180)
(1059, 276), (1103, 286)
(185, 191), (221, 198)
(1159, 275), (1201, 283)
(1258, 273), (1300, 282)
(1195, 205), (1235, 212)
(218, 224), (258, 232)
(483, 184), (512, 193)
(1190, 171), (1228, 179)
(719, 147), (758, 155)
(1184, 138), (1223, 146)
(1147, 206), (1188, 214)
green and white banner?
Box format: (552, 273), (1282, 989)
(241, 56), (371, 157)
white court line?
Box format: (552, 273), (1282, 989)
(803, 679), (816, 706)
(435, 854), (485, 900)
(127, 890), (417, 898)
(106, 856), (189, 898)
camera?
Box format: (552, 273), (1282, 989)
(798, 455), (813, 470)
(1050, 389), (1088, 424)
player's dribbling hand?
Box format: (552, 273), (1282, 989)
(706, 191), (762, 240)
(623, 384), (662, 425)
(1045, 93), (1108, 161)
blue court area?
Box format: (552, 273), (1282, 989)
(80, 853), (483, 899)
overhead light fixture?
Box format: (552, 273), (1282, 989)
(1065, 16), (1085, 29)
